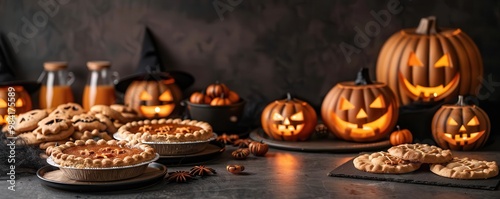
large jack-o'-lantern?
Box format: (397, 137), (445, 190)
(124, 76), (182, 118)
(0, 86), (32, 125)
(321, 68), (398, 142)
(261, 93), (317, 141)
(432, 95), (490, 151)
(376, 16), (483, 106)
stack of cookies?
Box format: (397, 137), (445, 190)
(6, 103), (139, 150)
(353, 143), (499, 180)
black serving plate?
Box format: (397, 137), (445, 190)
(155, 140), (225, 166)
(37, 162), (167, 192)
(249, 128), (392, 153)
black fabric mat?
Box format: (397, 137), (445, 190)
(328, 158), (500, 190)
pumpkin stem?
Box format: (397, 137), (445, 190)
(354, 68), (373, 85)
(286, 92), (292, 100)
(396, 125), (400, 131)
(415, 16), (439, 35)
(456, 95), (465, 106)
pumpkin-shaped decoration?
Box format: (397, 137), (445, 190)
(206, 81), (229, 98)
(231, 148), (250, 160)
(261, 93), (317, 141)
(390, 126), (413, 146)
(210, 93), (232, 106)
(432, 95), (490, 151)
(321, 68), (398, 142)
(124, 77), (182, 118)
(248, 141), (269, 156)
(376, 16), (483, 106)
(189, 91), (212, 104)
(227, 91), (240, 103)
(0, 86), (32, 125)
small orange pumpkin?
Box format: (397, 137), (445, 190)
(210, 93), (232, 106)
(227, 91), (240, 103)
(189, 91), (212, 104)
(248, 141), (268, 156)
(206, 81), (229, 98)
(390, 126), (413, 146)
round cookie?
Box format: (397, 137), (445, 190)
(353, 151), (422, 174)
(388, 144), (453, 164)
(95, 113), (118, 133)
(36, 116), (73, 135)
(49, 103), (84, 118)
(15, 109), (48, 133)
(110, 104), (139, 123)
(90, 105), (125, 123)
(430, 157), (498, 179)
(71, 114), (107, 132)
(72, 129), (113, 141)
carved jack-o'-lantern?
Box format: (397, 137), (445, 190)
(124, 77), (182, 118)
(432, 96), (490, 151)
(261, 93), (317, 141)
(321, 68), (398, 142)
(0, 86), (32, 125)
(376, 16), (483, 105)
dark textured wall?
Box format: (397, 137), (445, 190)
(1, 0), (500, 120)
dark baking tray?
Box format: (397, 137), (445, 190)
(249, 128), (391, 153)
(37, 162), (167, 192)
(328, 158), (500, 190)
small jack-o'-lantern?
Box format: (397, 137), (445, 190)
(376, 16), (482, 105)
(261, 93), (317, 141)
(321, 68), (398, 142)
(0, 86), (32, 125)
(124, 77), (182, 118)
(432, 95), (490, 151)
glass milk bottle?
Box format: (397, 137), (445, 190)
(82, 61), (119, 111)
(38, 61), (75, 109)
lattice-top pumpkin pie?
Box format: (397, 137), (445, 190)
(49, 139), (156, 168)
(116, 118), (214, 143)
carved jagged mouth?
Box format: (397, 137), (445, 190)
(331, 106), (392, 139)
(399, 72), (460, 101)
(140, 104), (175, 117)
(442, 131), (485, 146)
(272, 124), (305, 136)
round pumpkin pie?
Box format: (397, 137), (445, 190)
(116, 118), (214, 143)
(49, 139), (156, 168)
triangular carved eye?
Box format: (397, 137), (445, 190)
(273, 113), (284, 121)
(434, 54), (452, 68)
(15, 98), (24, 107)
(369, 95), (385, 108)
(448, 118), (458, 126)
(159, 91), (173, 101)
(140, 91), (153, 100)
(0, 98), (6, 108)
(408, 52), (424, 67)
(339, 97), (355, 111)
(467, 116), (480, 126)
(290, 111), (304, 121)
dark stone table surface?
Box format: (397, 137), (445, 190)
(2, 137), (500, 199)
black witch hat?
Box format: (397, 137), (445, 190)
(0, 32), (39, 93)
(115, 27), (194, 93)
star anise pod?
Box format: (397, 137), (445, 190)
(233, 139), (251, 148)
(228, 134), (239, 141)
(165, 171), (194, 183)
(190, 165), (217, 176)
(216, 133), (233, 145)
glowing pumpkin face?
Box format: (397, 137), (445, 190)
(321, 68), (398, 142)
(432, 96), (490, 151)
(399, 52), (460, 102)
(0, 86), (33, 125)
(261, 93), (317, 141)
(376, 16), (482, 105)
(124, 79), (182, 118)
